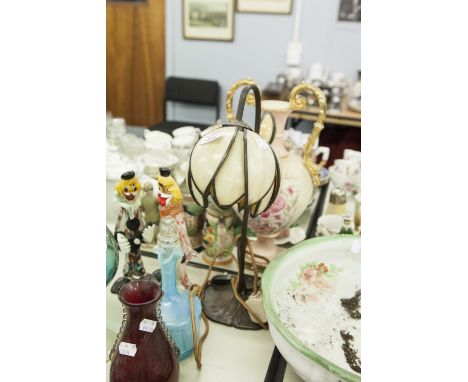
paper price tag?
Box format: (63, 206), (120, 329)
(256, 137), (269, 150)
(199, 132), (220, 145)
(119, 342), (137, 357)
(139, 319), (157, 333)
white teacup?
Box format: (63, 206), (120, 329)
(343, 149), (361, 165)
(316, 215), (344, 236)
(329, 165), (360, 193)
(172, 134), (197, 149)
(172, 126), (201, 138)
(334, 159), (360, 176)
(172, 135), (196, 162)
(144, 129), (173, 151)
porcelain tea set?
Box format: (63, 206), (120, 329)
(139, 127), (200, 182)
(106, 118), (202, 185)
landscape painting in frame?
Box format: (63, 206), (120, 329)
(183, 0), (235, 41)
(337, 0), (361, 22)
(237, 0), (293, 14)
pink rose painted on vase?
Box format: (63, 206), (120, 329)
(249, 185), (298, 236)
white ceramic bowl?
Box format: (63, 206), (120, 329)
(262, 236), (361, 382)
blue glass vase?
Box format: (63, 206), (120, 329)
(155, 217), (202, 361)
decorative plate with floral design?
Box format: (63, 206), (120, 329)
(262, 235), (361, 382)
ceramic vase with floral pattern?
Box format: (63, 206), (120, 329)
(183, 194), (205, 250)
(247, 100), (314, 261)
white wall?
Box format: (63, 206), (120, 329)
(165, 0), (360, 124)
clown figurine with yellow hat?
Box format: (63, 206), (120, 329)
(114, 170), (155, 278)
(157, 168), (196, 288)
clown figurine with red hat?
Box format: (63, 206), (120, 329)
(114, 170), (155, 278)
(157, 167), (196, 288)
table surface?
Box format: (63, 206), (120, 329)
(106, 191), (325, 382)
(106, 126), (358, 381)
(107, 255), (305, 382)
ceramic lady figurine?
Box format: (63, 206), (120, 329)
(157, 167), (196, 288)
(183, 195), (205, 250)
(202, 204), (235, 265)
(140, 182), (160, 244)
(154, 216), (202, 360)
(114, 171), (155, 278)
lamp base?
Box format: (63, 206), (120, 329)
(201, 274), (262, 330)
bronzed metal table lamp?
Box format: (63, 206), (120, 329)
(187, 84), (281, 330)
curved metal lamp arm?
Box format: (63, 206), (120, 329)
(225, 77), (261, 121)
(226, 78), (277, 144)
(235, 84), (262, 134)
(289, 83), (327, 187)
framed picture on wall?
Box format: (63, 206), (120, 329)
(337, 0), (361, 22)
(183, 0), (235, 41)
(236, 0), (293, 14)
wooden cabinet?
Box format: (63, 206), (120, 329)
(107, 0), (165, 126)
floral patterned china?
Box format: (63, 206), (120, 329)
(262, 235), (361, 382)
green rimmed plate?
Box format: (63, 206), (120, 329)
(262, 235), (361, 382)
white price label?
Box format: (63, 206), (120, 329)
(256, 137), (269, 150)
(139, 319), (157, 333)
(119, 342), (137, 357)
(199, 132), (220, 145)
(351, 239), (361, 254)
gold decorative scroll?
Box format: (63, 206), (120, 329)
(289, 83), (327, 187)
(225, 77), (261, 121)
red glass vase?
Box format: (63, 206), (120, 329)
(110, 280), (179, 382)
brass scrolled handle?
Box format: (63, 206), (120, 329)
(225, 77), (261, 122)
(289, 83), (327, 187)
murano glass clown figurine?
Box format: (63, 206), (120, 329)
(157, 167), (197, 288)
(114, 171), (155, 278)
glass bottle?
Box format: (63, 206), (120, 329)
(154, 216), (202, 360)
(110, 279), (179, 382)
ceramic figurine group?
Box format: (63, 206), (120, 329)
(114, 168), (195, 282)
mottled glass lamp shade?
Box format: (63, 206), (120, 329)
(187, 84), (281, 329)
(188, 126), (280, 216)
